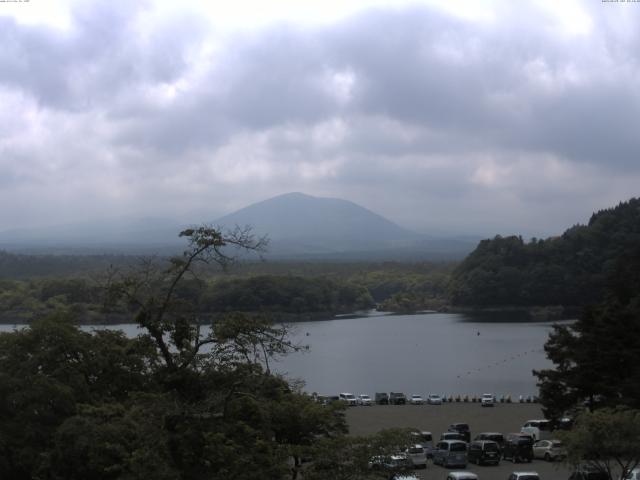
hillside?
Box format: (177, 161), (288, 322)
(449, 197), (640, 308)
(0, 193), (476, 260)
(215, 192), (476, 259)
(214, 192), (418, 253)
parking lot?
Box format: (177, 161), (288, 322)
(346, 402), (572, 480)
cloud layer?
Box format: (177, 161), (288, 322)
(1, 0), (639, 236)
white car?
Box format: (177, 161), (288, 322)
(338, 392), (358, 406)
(411, 430), (434, 457)
(405, 444), (427, 468)
(508, 472), (540, 480)
(409, 394), (424, 405)
(357, 394), (372, 406)
(446, 472), (478, 480)
(428, 394), (443, 405)
(521, 419), (552, 441)
(481, 393), (495, 407)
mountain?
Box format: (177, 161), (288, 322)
(215, 192), (414, 252)
(214, 192), (476, 259)
(0, 193), (477, 260)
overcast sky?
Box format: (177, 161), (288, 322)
(1, 0), (639, 237)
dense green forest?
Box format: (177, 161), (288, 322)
(0, 255), (453, 323)
(0, 228), (416, 480)
(449, 198), (640, 308)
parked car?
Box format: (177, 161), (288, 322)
(441, 432), (467, 442)
(502, 434), (534, 463)
(369, 453), (413, 471)
(508, 472), (540, 480)
(390, 392), (407, 405)
(339, 392), (358, 406)
(405, 444), (428, 469)
(357, 394), (372, 406)
(533, 439), (566, 461)
(448, 423), (471, 443)
(428, 394), (443, 405)
(481, 393), (495, 407)
(446, 472), (478, 480)
(432, 440), (468, 468)
(474, 432), (505, 450)
(409, 394), (424, 405)
(411, 430), (434, 457)
(375, 392), (390, 405)
(468, 440), (501, 465)
(521, 419), (552, 441)
(568, 465), (609, 480)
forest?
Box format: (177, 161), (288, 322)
(449, 198), (640, 308)
(0, 256), (453, 323)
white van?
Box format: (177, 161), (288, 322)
(338, 393), (358, 406)
(521, 419), (552, 441)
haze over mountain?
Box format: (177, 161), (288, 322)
(0, 193), (478, 259)
(214, 192), (477, 259)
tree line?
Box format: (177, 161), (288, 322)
(449, 198), (640, 308)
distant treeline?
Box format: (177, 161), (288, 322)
(449, 198), (640, 308)
(0, 270), (447, 324)
(0, 253), (456, 322)
(0, 251), (138, 278)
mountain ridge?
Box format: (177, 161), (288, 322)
(0, 192), (477, 260)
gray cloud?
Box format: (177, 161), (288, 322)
(1, 1), (639, 236)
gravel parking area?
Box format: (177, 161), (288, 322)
(346, 403), (572, 480)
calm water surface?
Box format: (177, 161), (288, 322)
(0, 312), (566, 397)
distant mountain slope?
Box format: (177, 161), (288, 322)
(449, 197), (640, 307)
(0, 193), (477, 260)
(214, 192), (420, 255)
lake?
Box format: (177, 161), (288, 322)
(0, 311), (565, 398)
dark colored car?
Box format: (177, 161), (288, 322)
(568, 466), (609, 480)
(440, 432), (467, 442)
(375, 392), (389, 405)
(389, 392), (407, 405)
(448, 423), (471, 442)
(468, 440), (501, 466)
(474, 432), (505, 451)
(502, 433), (534, 463)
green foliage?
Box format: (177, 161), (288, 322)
(535, 244), (640, 419)
(303, 428), (416, 480)
(202, 275), (375, 316)
(559, 408), (640, 480)
(450, 198), (640, 307)
(0, 226), (365, 479)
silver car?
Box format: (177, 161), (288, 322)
(533, 439), (566, 461)
(405, 444), (427, 469)
(433, 440), (467, 468)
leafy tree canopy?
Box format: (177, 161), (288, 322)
(450, 197), (640, 307)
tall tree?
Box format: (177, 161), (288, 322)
(535, 245), (640, 420)
(560, 408), (640, 480)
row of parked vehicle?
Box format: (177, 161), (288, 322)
(389, 471), (542, 480)
(332, 392), (447, 405)
(331, 392), (526, 406)
(390, 466), (621, 480)
(373, 420), (569, 476)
